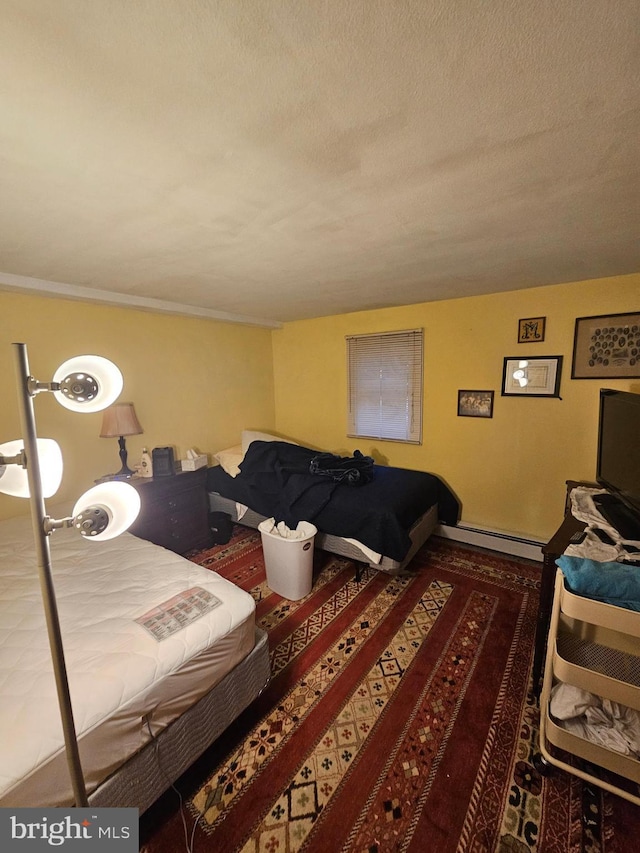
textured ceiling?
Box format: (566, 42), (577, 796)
(0, 0), (638, 326)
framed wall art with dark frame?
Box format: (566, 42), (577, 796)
(518, 316), (546, 344)
(457, 390), (494, 418)
(502, 356), (563, 397)
(571, 312), (640, 379)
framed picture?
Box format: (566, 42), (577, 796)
(502, 356), (563, 397)
(572, 312), (640, 379)
(518, 316), (546, 344)
(457, 390), (494, 418)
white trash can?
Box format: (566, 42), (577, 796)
(258, 518), (317, 600)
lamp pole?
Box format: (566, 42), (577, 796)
(12, 342), (89, 807)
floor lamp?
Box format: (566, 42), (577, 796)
(0, 342), (141, 807)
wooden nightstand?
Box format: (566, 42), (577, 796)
(128, 468), (213, 554)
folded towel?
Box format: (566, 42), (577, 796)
(556, 554), (640, 611)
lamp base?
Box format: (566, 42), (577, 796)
(111, 436), (136, 480)
(113, 464), (137, 479)
(95, 473), (138, 485)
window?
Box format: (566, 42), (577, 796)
(346, 329), (423, 443)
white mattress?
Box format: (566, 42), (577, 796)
(0, 509), (256, 807)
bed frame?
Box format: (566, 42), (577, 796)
(208, 493), (439, 575)
(89, 627), (270, 813)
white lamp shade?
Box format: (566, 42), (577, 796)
(52, 355), (124, 413)
(0, 439), (63, 498)
(72, 481), (141, 541)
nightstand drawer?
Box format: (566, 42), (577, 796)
(142, 489), (197, 517)
(133, 509), (205, 552)
(128, 468), (213, 554)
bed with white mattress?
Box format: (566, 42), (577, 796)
(0, 510), (270, 811)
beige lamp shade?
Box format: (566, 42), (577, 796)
(100, 403), (143, 479)
(100, 403), (143, 438)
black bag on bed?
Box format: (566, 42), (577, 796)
(309, 449), (374, 485)
(209, 511), (233, 544)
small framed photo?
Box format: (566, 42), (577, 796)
(502, 356), (563, 397)
(457, 390), (494, 418)
(572, 312), (640, 379)
(518, 316), (546, 344)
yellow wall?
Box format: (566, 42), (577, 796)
(272, 274), (640, 541)
(0, 291), (275, 520)
(2, 275), (638, 540)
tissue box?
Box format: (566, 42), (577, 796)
(181, 454), (207, 471)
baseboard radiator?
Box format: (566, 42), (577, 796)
(436, 521), (544, 562)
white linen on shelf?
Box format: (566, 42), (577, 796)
(563, 487), (640, 561)
(550, 681), (640, 757)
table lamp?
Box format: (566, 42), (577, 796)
(100, 402), (143, 479)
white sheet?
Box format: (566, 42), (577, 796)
(0, 510), (256, 807)
(550, 681), (640, 756)
(564, 486), (640, 561)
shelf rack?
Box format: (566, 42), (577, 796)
(538, 569), (640, 804)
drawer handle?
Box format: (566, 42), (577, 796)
(168, 500), (177, 509)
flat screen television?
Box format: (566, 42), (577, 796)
(596, 389), (640, 535)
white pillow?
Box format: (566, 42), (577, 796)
(213, 445), (244, 477)
(241, 430), (296, 454)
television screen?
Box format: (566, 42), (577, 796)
(597, 389), (640, 516)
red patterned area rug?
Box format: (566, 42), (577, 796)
(140, 529), (639, 853)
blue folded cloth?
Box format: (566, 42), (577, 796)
(556, 555), (640, 611)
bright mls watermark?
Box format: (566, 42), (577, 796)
(0, 809), (138, 851)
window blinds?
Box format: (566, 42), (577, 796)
(346, 329), (423, 443)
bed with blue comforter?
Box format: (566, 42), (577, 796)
(206, 440), (459, 573)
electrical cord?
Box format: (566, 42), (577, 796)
(142, 715), (207, 853)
